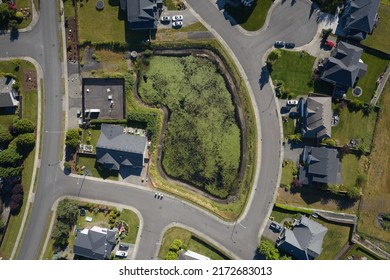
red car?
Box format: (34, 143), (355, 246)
(324, 40), (335, 48)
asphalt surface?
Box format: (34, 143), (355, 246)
(0, 0), (319, 259)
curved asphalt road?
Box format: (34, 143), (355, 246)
(0, 0), (319, 259)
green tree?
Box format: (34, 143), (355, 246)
(321, 137), (337, 147)
(0, 166), (22, 178)
(51, 220), (70, 247)
(0, 3), (15, 23)
(15, 133), (35, 152)
(13, 118), (35, 135)
(56, 199), (79, 225)
(165, 251), (178, 260)
(347, 186), (361, 200)
(65, 129), (80, 149)
(0, 148), (23, 166)
(169, 239), (182, 253)
(268, 50), (281, 63)
(258, 240), (280, 260)
(0, 124), (13, 145)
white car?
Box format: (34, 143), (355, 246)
(172, 15), (183, 21)
(172, 21), (183, 28)
(115, 251), (128, 258)
(160, 16), (170, 22)
(287, 99), (298, 106)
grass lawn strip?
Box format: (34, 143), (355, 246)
(0, 60), (38, 258)
(358, 82), (390, 249)
(362, 4), (390, 54)
(15, 0), (32, 29)
(158, 227), (229, 260)
(280, 160), (294, 188)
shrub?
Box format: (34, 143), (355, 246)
(63, 161), (71, 170)
(13, 118), (35, 135)
(0, 124), (13, 145)
(322, 138), (337, 147)
(347, 186), (361, 200)
(65, 129), (80, 149)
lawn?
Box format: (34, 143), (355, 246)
(362, 4), (390, 54)
(63, 0), (76, 18)
(164, 0), (180, 10)
(269, 50), (316, 98)
(77, 0), (126, 42)
(158, 227), (230, 260)
(225, 0), (274, 31)
(78, 154), (119, 180)
(332, 104), (377, 149)
(343, 244), (383, 260)
(94, 50), (128, 73)
(341, 154), (363, 189)
(358, 82), (390, 250)
(81, 128), (101, 153)
(280, 160), (295, 188)
(15, 0), (32, 29)
(347, 52), (388, 103)
(270, 206), (351, 259)
(0, 60), (38, 258)
(282, 118), (295, 136)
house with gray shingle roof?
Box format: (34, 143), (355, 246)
(73, 226), (117, 260)
(299, 146), (342, 185)
(119, 0), (163, 30)
(277, 216), (328, 260)
(302, 97), (332, 140)
(337, 0), (380, 41)
(320, 41), (367, 96)
(0, 77), (19, 112)
(96, 124), (148, 177)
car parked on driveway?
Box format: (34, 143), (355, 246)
(172, 21), (183, 28)
(172, 15), (183, 21)
(323, 40), (335, 48)
(274, 41), (285, 48)
(287, 99), (298, 106)
(270, 222), (282, 232)
(160, 16), (170, 22)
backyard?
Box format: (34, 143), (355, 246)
(358, 82), (390, 252)
(332, 103), (378, 149)
(270, 206), (351, 260)
(269, 50), (316, 98)
(347, 52), (388, 103)
(158, 227), (230, 260)
(362, 3), (390, 54)
(225, 0), (273, 31)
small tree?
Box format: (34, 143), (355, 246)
(65, 129), (80, 149)
(347, 186), (361, 200)
(15, 133), (36, 152)
(0, 124), (13, 145)
(51, 220), (70, 247)
(56, 199), (79, 225)
(13, 118), (35, 135)
(258, 240), (280, 260)
(268, 50), (281, 63)
(9, 193), (23, 213)
(165, 251), (178, 260)
(0, 148), (23, 166)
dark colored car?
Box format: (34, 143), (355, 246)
(270, 222), (282, 232)
(274, 41), (285, 48)
(285, 42), (295, 49)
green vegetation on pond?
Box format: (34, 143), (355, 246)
(139, 55), (241, 198)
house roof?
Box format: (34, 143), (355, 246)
(303, 97), (332, 139)
(73, 226), (116, 260)
(342, 0), (380, 35)
(277, 216), (327, 259)
(321, 42), (367, 88)
(120, 0), (162, 29)
(96, 124), (147, 169)
(0, 77), (18, 108)
(299, 146), (342, 185)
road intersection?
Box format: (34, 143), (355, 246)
(0, 0), (319, 259)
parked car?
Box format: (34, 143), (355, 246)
(274, 41), (285, 48)
(160, 16), (170, 22)
(270, 222), (282, 232)
(172, 21), (183, 28)
(285, 42), (295, 49)
(172, 15), (183, 21)
(323, 40), (335, 48)
(115, 251), (128, 258)
(287, 99), (298, 106)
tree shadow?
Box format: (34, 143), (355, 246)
(223, 3), (256, 26)
(259, 65), (269, 90)
(10, 29), (19, 41)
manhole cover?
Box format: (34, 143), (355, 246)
(96, 0), (105, 10)
(352, 86), (362, 97)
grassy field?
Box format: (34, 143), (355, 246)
(226, 0), (273, 31)
(270, 50), (316, 98)
(158, 227), (230, 260)
(332, 105), (377, 149)
(270, 206), (350, 259)
(139, 55), (240, 198)
(0, 60), (38, 258)
(78, 0), (126, 42)
(341, 154), (364, 188)
(362, 4), (390, 54)
(358, 82), (390, 251)
(94, 50), (128, 73)
(347, 52), (388, 103)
